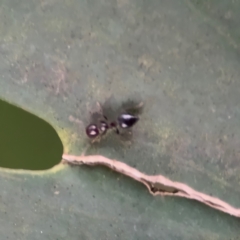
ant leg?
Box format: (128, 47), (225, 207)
(91, 135), (101, 143)
(96, 101), (103, 114)
(115, 127), (120, 134)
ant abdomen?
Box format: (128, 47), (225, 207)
(117, 114), (139, 129)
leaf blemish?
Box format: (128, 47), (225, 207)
(62, 154), (240, 218)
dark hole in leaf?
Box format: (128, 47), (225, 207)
(0, 99), (63, 170)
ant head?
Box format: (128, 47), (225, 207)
(86, 124), (99, 138)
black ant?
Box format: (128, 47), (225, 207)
(85, 101), (143, 142)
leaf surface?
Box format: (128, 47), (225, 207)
(0, 0), (240, 239)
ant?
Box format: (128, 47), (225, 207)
(85, 100), (143, 142)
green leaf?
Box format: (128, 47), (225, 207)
(1, 0), (240, 239)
